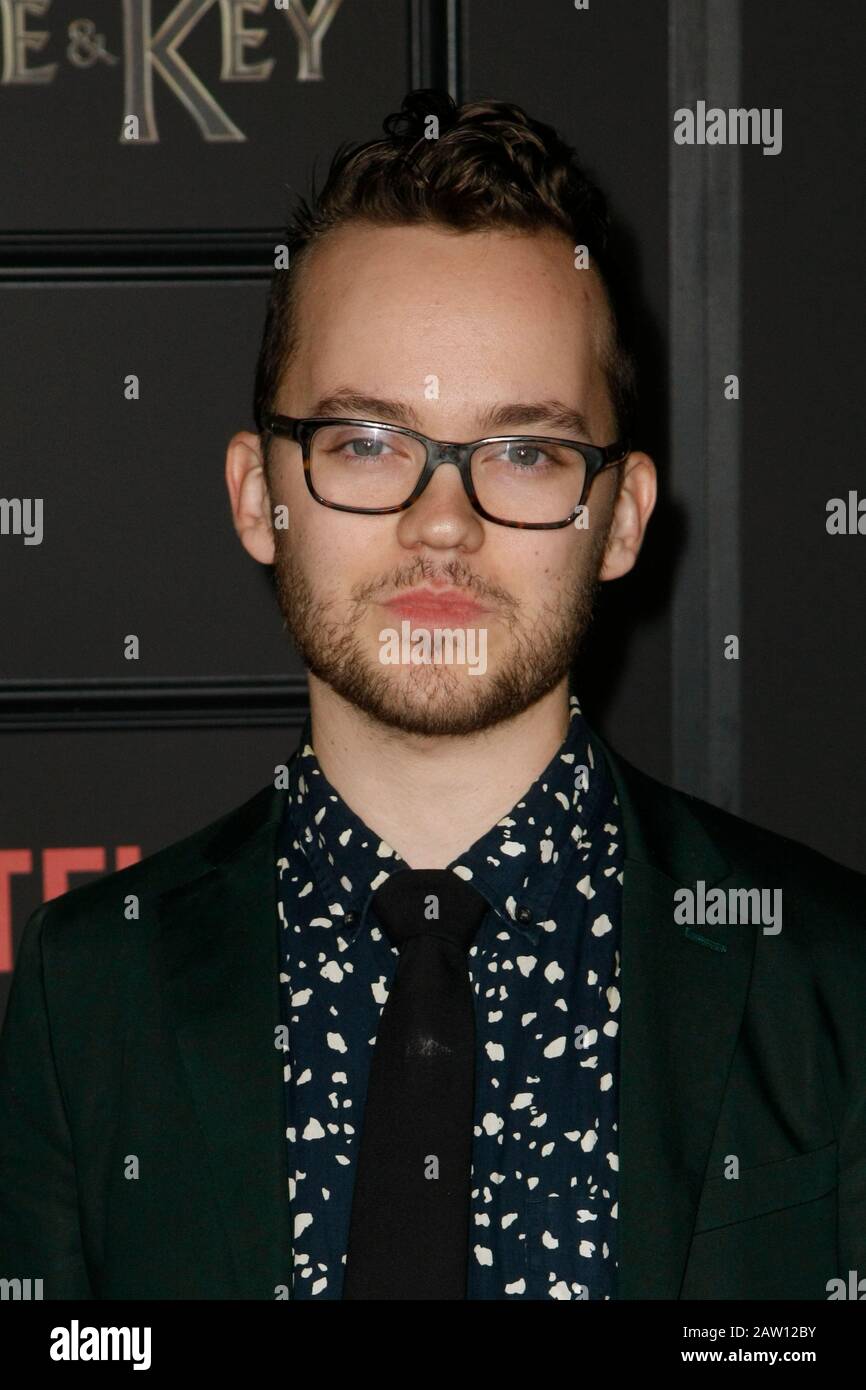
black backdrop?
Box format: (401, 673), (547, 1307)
(1, 0), (864, 1025)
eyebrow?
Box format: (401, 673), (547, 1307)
(307, 391), (595, 440)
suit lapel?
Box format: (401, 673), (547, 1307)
(156, 789), (292, 1298)
(595, 737), (757, 1298)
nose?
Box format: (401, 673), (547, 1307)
(395, 459), (484, 550)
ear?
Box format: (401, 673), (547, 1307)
(599, 451), (657, 581)
(225, 430), (275, 565)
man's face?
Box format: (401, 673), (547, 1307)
(237, 222), (652, 736)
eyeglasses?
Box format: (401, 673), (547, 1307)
(262, 414), (630, 529)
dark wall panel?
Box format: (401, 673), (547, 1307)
(740, 0), (865, 871)
(0, 282), (299, 680)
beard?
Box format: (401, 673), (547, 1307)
(272, 526), (609, 737)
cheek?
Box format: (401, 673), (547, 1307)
(293, 510), (385, 594)
(496, 535), (573, 609)
(522, 531), (601, 611)
(274, 460), (330, 542)
(530, 532), (584, 577)
(267, 455), (307, 531)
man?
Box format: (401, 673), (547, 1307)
(1, 90), (864, 1301)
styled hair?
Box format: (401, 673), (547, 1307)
(253, 88), (638, 456)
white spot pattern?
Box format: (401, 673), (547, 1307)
(276, 695), (622, 1298)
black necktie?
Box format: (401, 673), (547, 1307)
(342, 868), (488, 1300)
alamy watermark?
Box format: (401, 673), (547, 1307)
(0, 497), (43, 544)
(826, 1270), (866, 1299)
(0, 1276), (43, 1299)
(674, 102), (782, 156)
(50, 1320), (151, 1370)
(674, 880), (782, 935)
(379, 620), (487, 675)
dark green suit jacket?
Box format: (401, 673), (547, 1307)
(1, 736), (864, 1300)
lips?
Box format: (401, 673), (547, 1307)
(382, 588), (488, 623)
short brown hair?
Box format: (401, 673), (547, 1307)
(253, 89), (638, 457)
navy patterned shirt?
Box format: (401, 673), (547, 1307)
(275, 694), (623, 1300)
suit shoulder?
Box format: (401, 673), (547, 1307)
(37, 780), (282, 941)
(682, 787), (865, 902)
(609, 747), (866, 906)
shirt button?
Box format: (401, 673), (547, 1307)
(344, 912), (357, 927)
(516, 906), (533, 924)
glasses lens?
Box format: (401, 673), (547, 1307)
(471, 439), (587, 523)
(310, 423), (426, 509)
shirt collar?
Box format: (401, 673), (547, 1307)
(280, 695), (615, 947)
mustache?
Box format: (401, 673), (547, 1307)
(353, 557), (515, 609)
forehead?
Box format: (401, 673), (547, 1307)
(288, 222), (614, 428)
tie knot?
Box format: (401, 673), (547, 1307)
(370, 868), (488, 954)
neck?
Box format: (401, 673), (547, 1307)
(306, 675), (573, 869)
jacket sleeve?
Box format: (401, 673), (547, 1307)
(0, 901), (94, 1298)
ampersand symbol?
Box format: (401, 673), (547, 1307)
(66, 18), (118, 68)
